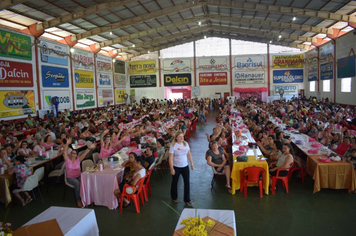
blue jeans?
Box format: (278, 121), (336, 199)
(200, 114), (205, 124)
(67, 176), (81, 202)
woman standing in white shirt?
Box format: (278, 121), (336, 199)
(169, 131), (194, 205)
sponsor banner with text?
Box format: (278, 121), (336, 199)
(96, 54), (112, 72)
(130, 75), (157, 88)
(74, 69), (94, 88)
(198, 57), (228, 71)
(76, 89), (95, 108)
(164, 73), (191, 86)
(114, 73), (126, 88)
(40, 41), (68, 66)
(42, 90), (71, 110)
(273, 85), (299, 95)
(272, 54), (303, 68)
(97, 71), (112, 86)
(273, 70), (303, 83)
(337, 55), (356, 78)
(0, 29), (32, 60)
(163, 58), (192, 72)
(234, 55), (265, 69)
(0, 90), (35, 118)
(114, 60), (125, 74)
(235, 71), (265, 84)
(98, 89), (114, 106)
(0, 60), (33, 87)
(72, 49), (94, 70)
(199, 72), (227, 85)
(42, 65), (69, 87)
(128, 60), (156, 75)
(115, 89), (126, 104)
(320, 62), (333, 80)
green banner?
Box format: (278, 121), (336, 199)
(0, 30), (32, 60)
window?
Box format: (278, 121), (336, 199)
(310, 81), (316, 92)
(160, 42), (194, 59)
(341, 78), (351, 92)
(323, 80), (330, 92)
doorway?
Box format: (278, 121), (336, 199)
(299, 89), (305, 99)
(224, 92), (230, 100)
(165, 86), (192, 100)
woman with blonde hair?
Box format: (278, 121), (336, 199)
(169, 131), (194, 205)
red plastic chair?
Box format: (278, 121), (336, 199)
(120, 176), (146, 213)
(143, 166), (154, 201)
(271, 165), (293, 194)
(191, 120), (197, 132)
(240, 166), (265, 198)
(184, 128), (190, 139)
(288, 162), (305, 183)
(351, 125), (356, 131)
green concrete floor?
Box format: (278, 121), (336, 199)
(2, 110), (356, 236)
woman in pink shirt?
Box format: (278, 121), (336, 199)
(64, 137), (96, 208)
(43, 135), (55, 151)
(99, 129), (127, 159)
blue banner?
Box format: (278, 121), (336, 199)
(273, 69), (303, 83)
(320, 62), (333, 80)
(42, 65), (69, 87)
(337, 55), (355, 78)
(307, 65), (317, 81)
(40, 41), (68, 66)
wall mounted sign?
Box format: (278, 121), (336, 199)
(76, 89), (95, 108)
(115, 89), (126, 104)
(234, 55), (265, 69)
(40, 41), (68, 65)
(163, 59), (191, 72)
(164, 73), (191, 86)
(42, 90), (71, 110)
(235, 71), (265, 84)
(114, 73), (126, 88)
(0, 29), (32, 60)
(199, 72), (227, 85)
(337, 55), (355, 78)
(130, 75), (157, 88)
(42, 65), (69, 87)
(273, 70), (304, 83)
(72, 49), (94, 70)
(272, 54), (303, 68)
(114, 60), (125, 74)
(0, 60), (33, 87)
(0, 90), (35, 118)
(128, 60), (156, 75)
(74, 69), (94, 88)
(273, 85), (298, 95)
(98, 89), (114, 106)
(198, 57), (228, 71)
(320, 62), (333, 80)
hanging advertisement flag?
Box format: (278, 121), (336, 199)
(234, 55), (265, 69)
(320, 62), (333, 80)
(96, 54), (112, 72)
(164, 73), (191, 86)
(114, 73), (126, 88)
(115, 89), (126, 104)
(114, 60), (125, 74)
(199, 72), (227, 85)
(272, 54), (303, 68)
(163, 59), (191, 72)
(42, 65), (69, 87)
(320, 43), (334, 63)
(128, 60), (156, 75)
(198, 57), (228, 71)
(42, 90), (71, 110)
(307, 64), (318, 81)
(273, 85), (298, 95)
(273, 70), (303, 83)
(0, 90), (35, 118)
(97, 72), (112, 86)
(235, 71), (265, 84)
(40, 41), (68, 66)
(337, 55), (356, 78)
(72, 49), (94, 70)
(0, 60), (33, 87)
(76, 89), (95, 108)
(74, 69), (94, 88)
(0, 29), (32, 60)
(130, 75), (157, 88)
(98, 89), (114, 106)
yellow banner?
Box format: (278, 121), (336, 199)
(272, 54), (304, 68)
(74, 69), (94, 87)
(128, 60), (156, 75)
(0, 90), (35, 118)
(115, 89), (126, 103)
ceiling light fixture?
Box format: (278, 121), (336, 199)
(132, 44), (135, 47)
(293, 16), (296, 21)
(113, 59), (116, 62)
(148, 51), (150, 53)
(70, 48), (74, 53)
(279, 35), (282, 38)
(269, 40), (272, 43)
(204, 35), (207, 39)
(198, 21), (201, 26)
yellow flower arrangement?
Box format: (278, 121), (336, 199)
(180, 217), (215, 236)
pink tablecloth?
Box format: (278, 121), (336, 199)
(80, 166), (124, 210)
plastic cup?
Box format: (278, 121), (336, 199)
(99, 164), (103, 171)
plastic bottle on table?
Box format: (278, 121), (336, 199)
(253, 146), (258, 160)
(110, 158), (114, 167)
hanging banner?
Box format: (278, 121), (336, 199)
(72, 49), (94, 70)
(199, 72), (227, 85)
(97, 72), (112, 86)
(114, 60), (125, 74)
(272, 54), (303, 68)
(41, 65), (69, 87)
(273, 70), (303, 83)
(337, 55), (355, 78)
(42, 90), (71, 110)
(130, 75), (157, 88)
(115, 89), (126, 104)
(98, 89), (114, 106)
(0, 29), (32, 60)
(235, 71), (265, 84)
(234, 55), (265, 69)
(76, 89), (95, 108)
(114, 73), (126, 88)
(74, 69), (94, 88)
(0, 60), (33, 87)
(128, 60), (156, 75)
(164, 73), (191, 86)
(320, 43), (334, 63)
(0, 90), (35, 118)
(40, 41), (68, 66)
(273, 85), (298, 95)
(163, 59), (192, 72)
(320, 62), (333, 80)
(96, 54), (112, 72)
(307, 64), (317, 81)
(198, 57), (228, 71)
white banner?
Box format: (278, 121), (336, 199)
(72, 49), (94, 70)
(98, 89), (114, 106)
(235, 71), (265, 84)
(42, 90), (71, 110)
(198, 57), (228, 71)
(234, 55), (265, 69)
(273, 85), (299, 95)
(162, 58), (192, 72)
(75, 89), (95, 109)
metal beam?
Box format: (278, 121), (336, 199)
(73, 1), (198, 41)
(205, 0), (356, 24)
(37, 0), (139, 30)
(0, 0), (28, 10)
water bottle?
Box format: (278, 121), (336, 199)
(110, 158), (114, 167)
(51, 146), (53, 153)
(253, 146), (258, 160)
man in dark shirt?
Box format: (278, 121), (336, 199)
(143, 146), (155, 169)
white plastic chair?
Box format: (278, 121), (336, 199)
(33, 167), (45, 203)
(81, 159), (94, 172)
(13, 174), (41, 210)
(48, 163), (65, 179)
(63, 170), (75, 201)
(92, 152), (100, 164)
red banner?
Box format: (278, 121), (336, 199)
(199, 72), (227, 85)
(0, 60), (33, 87)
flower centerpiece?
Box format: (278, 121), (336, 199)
(0, 222), (13, 236)
(180, 217), (215, 236)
